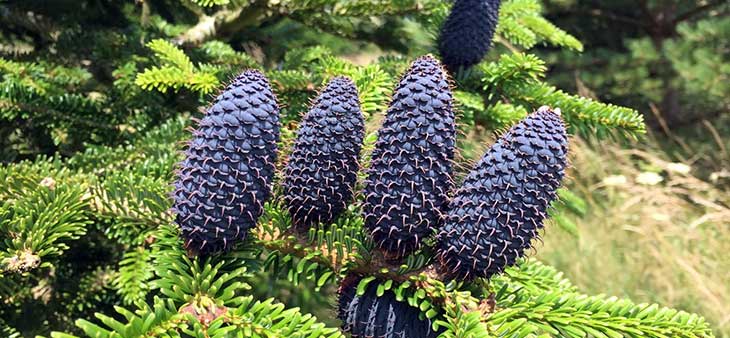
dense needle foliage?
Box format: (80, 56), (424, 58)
(0, 1), (718, 337)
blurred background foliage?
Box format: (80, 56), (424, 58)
(0, 0), (728, 337)
(534, 1), (730, 335)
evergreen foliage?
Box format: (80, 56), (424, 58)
(0, 0), (715, 337)
(541, 1), (729, 128)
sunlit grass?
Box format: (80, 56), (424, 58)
(538, 137), (730, 337)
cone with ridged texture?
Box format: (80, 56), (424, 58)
(436, 106), (568, 280)
(283, 76), (364, 229)
(337, 275), (440, 338)
(438, 0), (502, 72)
(172, 69), (280, 255)
(362, 55), (456, 259)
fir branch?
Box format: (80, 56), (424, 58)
(481, 52), (646, 136)
(149, 225), (258, 307)
(68, 298), (189, 338)
(0, 165), (90, 273)
(174, 7), (245, 46)
(490, 289), (715, 338)
(224, 297), (343, 337)
(174, 1), (269, 46)
(62, 295), (344, 338)
(68, 115), (188, 177)
(497, 0), (583, 51)
(513, 82), (647, 136)
(189, 0), (231, 7)
(113, 247), (154, 306)
(481, 101), (528, 128)
(0, 317), (21, 338)
(91, 172), (173, 245)
(436, 306), (493, 338)
(135, 39), (220, 95)
(255, 201), (441, 285)
(200, 40), (259, 68)
(491, 259), (578, 296)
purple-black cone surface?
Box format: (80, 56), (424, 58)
(437, 106), (568, 280)
(283, 76), (364, 228)
(337, 275), (440, 338)
(172, 70), (280, 255)
(438, 0), (502, 72)
(362, 55), (456, 259)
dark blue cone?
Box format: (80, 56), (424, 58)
(172, 70), (280, 255)
(362, 55), (456, 259)
(438, 0), (502, 72)
(283, 77), (364, 229)
(437, 106), (568, 280)
(337, 275), (440, 338)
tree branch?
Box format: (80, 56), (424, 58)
(673, 1), (728, 25)
(174, 1), (270, 46)
(586, 9), (647, 27)
(256, 227), (440, 283)
(174, 8), (243, 46)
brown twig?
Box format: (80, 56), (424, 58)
(256, 226), (441, 283)
(648, 102), (692, 155)
(174, 1), (271, 46)
(672, 1), (728, 25)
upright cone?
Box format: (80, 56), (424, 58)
(172, 70), (280, 255)
(337, 275), (440, 338)
(438, 0), (502, 72)
(362, 55), (456, 259)
(283, 76), (364, 228)
(437, 106), (568, 280)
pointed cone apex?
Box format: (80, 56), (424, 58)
(362, 55), (456, 259)
(438, 0), (502, 72)
(172, 69), (280, 255)
(283, 76), (365, 229)
(436, 106), (568, 280)
(337, 275), (440, 338)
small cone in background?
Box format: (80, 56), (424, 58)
(438, 0), (502, 72)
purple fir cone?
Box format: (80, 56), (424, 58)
(337, 275), (440, 338)
(437, 106), (568, 280)
(172, 70), (280, 255)
(438, 0), (502, 72)
(284, 76), (364, 229)
(362, 55), (456, 259)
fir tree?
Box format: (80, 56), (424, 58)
(0, 1), (716, 338)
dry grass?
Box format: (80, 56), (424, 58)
(537, 137), (730, 337)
